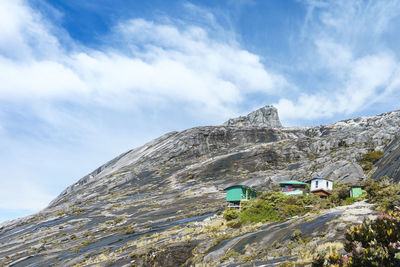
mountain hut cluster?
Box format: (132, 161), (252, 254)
(224, 178), (364, 208)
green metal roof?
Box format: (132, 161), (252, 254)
(223, 184), (258, 192)
(279, 180), (308, 185)
(284, 190), (304, 195)
(224, 184), (258, 202)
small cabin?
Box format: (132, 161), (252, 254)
(279, 180), (308, 195)
(350, 185), (364, 198)
(309, 178), (333, 191)
(307, 178), (333, 198)
(224, 185), (257, 208)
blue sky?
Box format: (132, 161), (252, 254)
(1, 0), (400, 223)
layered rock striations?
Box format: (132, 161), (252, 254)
(223, 105), (282, 128)
(1, 107), (400, 266)
(372, 135), (400, 182)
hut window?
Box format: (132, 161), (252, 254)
(315, 181), (318, 188)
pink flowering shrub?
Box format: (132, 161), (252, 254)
(312, 212), (400, 266)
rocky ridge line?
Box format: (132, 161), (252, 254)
(1, 108), (400, 266)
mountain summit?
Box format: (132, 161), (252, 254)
(223, 105), (282, 128)
(1, 108), (400, 266)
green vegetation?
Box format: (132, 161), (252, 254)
(223, 184), (364, 225)
(71, 207), (85, 215)
(313, 211), (400, 266)
(359, 150), (384, 173)
(362, 150), (384, 162)
(224, 192), (319, 224)
(122, 225), (135, 234)
(344, 197), (356, 205)
(330, 183), (350, 205)
(220, 249), (240, 263)
(363, 177), (400, 212)
(313, 178), (400, 266)
(110, 203), (121, 209)
(81, 238), (94, 246)
(113, 217), (124, 225)
(223, 209), (239, 221)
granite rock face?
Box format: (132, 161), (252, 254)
(372, 136), (400, 182)
(1, 108), (400, 266)
(314, 160), (366, 184)
(223, 105), (282, 128)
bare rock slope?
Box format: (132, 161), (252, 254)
(1, 107), (400, 266)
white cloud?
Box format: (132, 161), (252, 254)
(0, 57), (87, 100)
(277, 0), (400, 123)
(0, 0), (290, 219)
(277, 52), (400, 121)
(315, 40), (352, 69)
(0, 0), (61, 60)
(2, 0), (400, 220)
(0, 1), (287, 121)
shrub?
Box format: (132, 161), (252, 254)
(359, 150), (383, 173)
(241, 199), (279, 223)
(361, 162), (373, 173)
(113, 217), (123, 225)
(362, 150), (384, 163)
(123, 226), (135, 234)
(330, 184), (350, 206)
(240, 192), (308, 223)
(223, 209), (239, 221)
(225, 191), (344, 224)
(129, 251), (137, 259)
(312, 251), (326, 267)
(226, 220), (242, 228)
(345, 212), (400, 266)
(363, 178), (400, 212)
(302, 193), (320, 206)
(279, 204), (305, 219)
(290, 229), (302, 242)
(319, 199), (335, 209)
(220, 249), (240, 262)
(344, 197), (356, 205)
(313, 211), (400, 266)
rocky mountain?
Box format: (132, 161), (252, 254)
(1, 106), (400, 266)
(223, 105), (282, 128)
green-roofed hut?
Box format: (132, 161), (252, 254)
(223, 185), (258, 208)
(279, 180), (308, 195)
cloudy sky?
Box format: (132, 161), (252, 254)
(1, 0), (400, 222)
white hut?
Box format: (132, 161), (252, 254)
(309, 177), (333, 192)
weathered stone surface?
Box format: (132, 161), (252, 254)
(372, 136), (400, 182)
(202, 201), (376, 265)
(142, 242), (196, 267)
(1, 109), (400, 266)
(223, 105), (282, 128)
(314, 160), (366, 184)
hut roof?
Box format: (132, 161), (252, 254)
(305, 177), (334, 183)
(223, 184), (258, 192)
(350, 185), (365, 188)
(279, 180), (308, 186)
